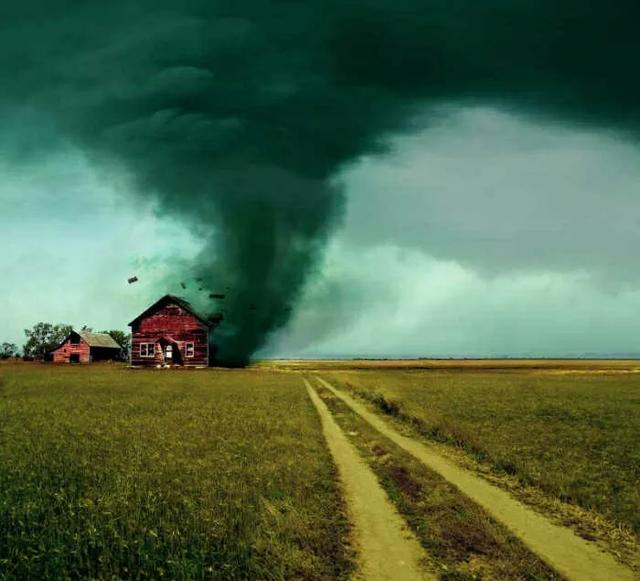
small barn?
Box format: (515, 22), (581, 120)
(51, 331), (122, 363)
(129, 294), (221, 367)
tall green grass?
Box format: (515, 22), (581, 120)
(0, 364), (352, 579)
(325, 369), (640, 535)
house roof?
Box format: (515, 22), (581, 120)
(50, 330), (122, 353)
(78, 331), (121, 349)
(128, 294), (220, 328)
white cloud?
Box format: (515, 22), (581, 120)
(339, 106), (640, 280)
(267, 241), (640, 358)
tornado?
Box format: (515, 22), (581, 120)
(1, 1), (638, 365)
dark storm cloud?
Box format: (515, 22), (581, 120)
(1, 1), (638, 364)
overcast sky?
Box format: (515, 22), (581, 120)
(2, 2), (639, 362)
(2, 105), (640, 357)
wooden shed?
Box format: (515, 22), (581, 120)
(128, 295), (221, 367)
(50, 331), (122, 363)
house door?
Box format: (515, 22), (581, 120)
(69, 354), (80, 363)
(158, 339), (182, 365)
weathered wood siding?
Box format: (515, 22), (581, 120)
(130, 302), (209, 367)
(51, 339), (91, 363)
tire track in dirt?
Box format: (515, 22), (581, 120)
(304, 379), (434, 581)
(315, 376), (635, 581)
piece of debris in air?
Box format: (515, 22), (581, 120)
(249, 304), (257, 311)
(209, 293), (226, 299)
(127, 276), (138, 284)
(180, 282), (186, 289)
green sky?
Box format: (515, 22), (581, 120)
(1, 2), (639, 359)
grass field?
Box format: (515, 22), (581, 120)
(313, 381), (559, 580)
(321, 368), (640, 536)
(2, 360), (639, 579)
(0, 363), (353, 580)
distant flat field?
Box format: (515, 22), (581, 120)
(0, 363), (352, 580)
(263, 358), (640, 371)
(319, 366), (640, 535)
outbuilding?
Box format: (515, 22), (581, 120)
(50, 331), (122, 363)
(128, 294), (221, 367)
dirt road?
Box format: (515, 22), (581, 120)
(304, 379), (434, 580)
(315, 376), (634, 581)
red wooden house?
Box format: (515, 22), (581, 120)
(50, 331), (122, 363)
(129, 295), (221, 367)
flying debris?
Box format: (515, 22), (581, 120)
(180, 282), (186, 290)
(209, 293), (226, 299)
(249, 304), (257, 311)
(127, 276), (138, 284)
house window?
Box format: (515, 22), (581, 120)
(140, 343), (155, 358)
(185, 342), (195, 358)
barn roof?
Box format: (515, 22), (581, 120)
(49, 330), (121, 353)
(128, 294), (217, 328)
(78, 331), (121, 349)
